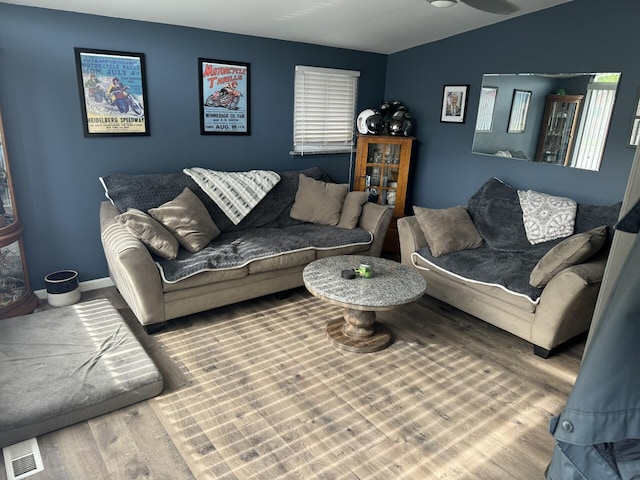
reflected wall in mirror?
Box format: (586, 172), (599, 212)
(472, 72), (621, 171)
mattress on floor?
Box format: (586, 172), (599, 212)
(0, 299), (163, 448)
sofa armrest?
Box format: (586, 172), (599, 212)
(100, 201), (165, 326)
(397, 216), (428, 266)
(358, 202), (393, 257)
(531, 258), (607, 350)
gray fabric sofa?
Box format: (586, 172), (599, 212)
(100, 167), (392, 332)
(398, 178), (621, 357)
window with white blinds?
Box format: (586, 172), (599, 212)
(570, 78), (619, 171)
(292, 66), (360, 155)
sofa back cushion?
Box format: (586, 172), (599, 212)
(413, 205), (484, 257)
(466, 178), (532, 252)
(529, 225), (607, 287)
(100, 167), (332, 233)
(116, 208), (179, 260)
(337, 191), (369, 229)
(290, 174), (348, 226)
(149, 188), (221, 253)
(575, 202), (622, 235)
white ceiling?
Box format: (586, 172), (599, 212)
(1, 0), (571, 54)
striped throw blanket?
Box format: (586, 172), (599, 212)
(183, 168), (281, 225)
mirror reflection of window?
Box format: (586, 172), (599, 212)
(627, 88), (640, 148)
(476, 87), (498, 132)
(507, 90), (532, 134)
(570, 73), (621, 171)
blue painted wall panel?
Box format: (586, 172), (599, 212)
(0, 4), (387, 289)
(385, 0), (637, 210)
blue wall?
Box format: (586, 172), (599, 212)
(0, 4), (387, 289)
(386, 0), (638, 210)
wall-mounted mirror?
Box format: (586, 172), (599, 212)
(472, 72), (621, 171)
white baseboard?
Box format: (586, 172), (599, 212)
(34, 277), (115, 300)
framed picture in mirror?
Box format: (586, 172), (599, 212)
(507, 89), (531, 133)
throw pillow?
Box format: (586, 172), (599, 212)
(466, 177), (531, 252)
(518, 189), (577, 245)
(290, 174), (349, 226)
(529, 225), (607, 287)
(116, 208), (180, 260)
(149, 188), (220, 253)
(413, 205), (484, 257)
(337, 191), (369, 229)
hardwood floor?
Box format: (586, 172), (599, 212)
(0, 286), (583, 480)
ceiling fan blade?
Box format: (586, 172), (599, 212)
(461, 0), (519, 14)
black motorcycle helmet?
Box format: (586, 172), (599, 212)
(365, 113), (384, 134)
(388, 112), (413, 136)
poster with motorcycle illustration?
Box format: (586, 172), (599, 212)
(199, 58), (250, 135)
(74, 48), (149, 136)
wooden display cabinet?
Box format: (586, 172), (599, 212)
(354, 134), (415, 254)
(535, 94), (583, 166)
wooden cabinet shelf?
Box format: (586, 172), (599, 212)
(353, 134), (415, 254)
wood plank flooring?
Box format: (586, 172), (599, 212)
(0, 286), (583, 480)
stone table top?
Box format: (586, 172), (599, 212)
(303, 255), (426, 311)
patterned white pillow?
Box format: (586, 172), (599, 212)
(517, 189), (577, 245)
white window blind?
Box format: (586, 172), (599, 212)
(570, 81), (617, 171)
(293, 65), (360, 155)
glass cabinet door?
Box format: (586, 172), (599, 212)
(536, 95), (583, 165)
(0, 125), (14, 230)
(363, 142), (401, 207)
(0, 233), (30, 311)
(0, 101), (38, 318)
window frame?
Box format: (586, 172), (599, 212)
(292, 65), (360, 156)
(570, 79), (618, 170)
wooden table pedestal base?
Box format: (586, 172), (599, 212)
(325, 308), (392, 353)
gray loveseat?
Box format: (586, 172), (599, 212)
(100, 167), (392, 332)
(398, 178), (621, 358)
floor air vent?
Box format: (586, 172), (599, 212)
(3, 438), (44, 480)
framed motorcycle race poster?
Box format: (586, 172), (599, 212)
(74, 48), (149, 137)
(199, 58), (250, 135)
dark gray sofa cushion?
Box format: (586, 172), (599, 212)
(575, 202), (622, 246)
(155, 225), (373, 283)
(416, 242), (554, 301)
(466, 177), (532, 252)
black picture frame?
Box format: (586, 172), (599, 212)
(199, 58), (250, 135)
(74, 48), (149, 137)
(440, 85), (469, 124)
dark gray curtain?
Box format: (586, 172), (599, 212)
(546, 199), (640, 479)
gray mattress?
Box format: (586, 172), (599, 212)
(0, 299), (163, 448)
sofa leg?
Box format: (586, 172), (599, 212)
(143, 322), (164, 335)
(533, 345), (552, 359)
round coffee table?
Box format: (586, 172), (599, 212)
(303, 255), (426, 353)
